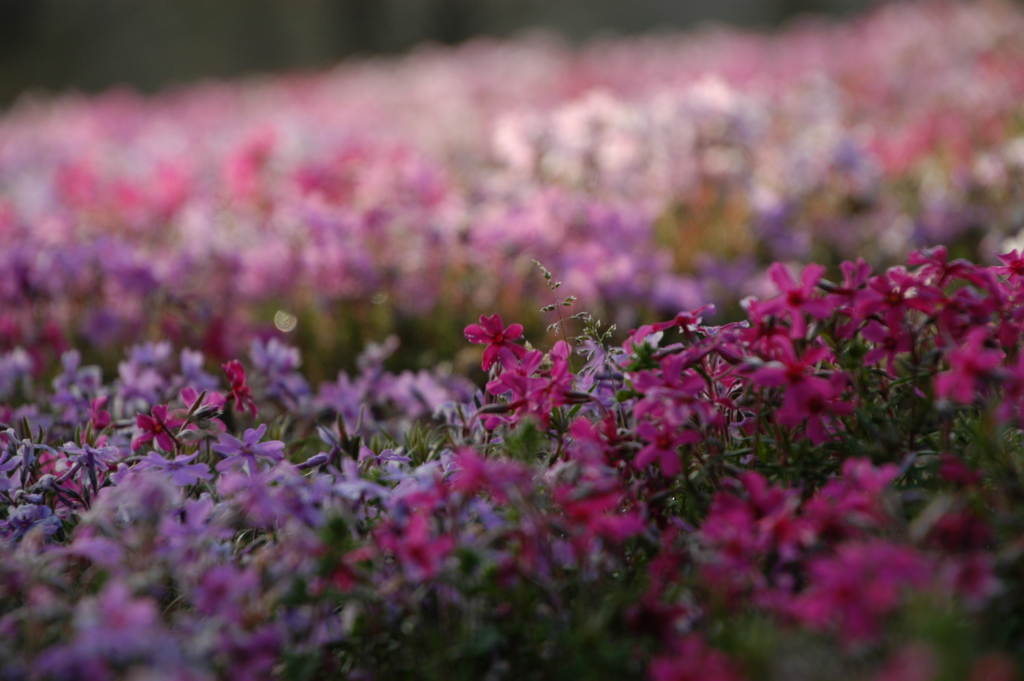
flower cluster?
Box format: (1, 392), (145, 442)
(2, 2), (1024, 375)
(4, 2), (1024, 677)
(0, 248), (1021, 678)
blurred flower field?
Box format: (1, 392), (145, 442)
(4, 2), (1024, 679)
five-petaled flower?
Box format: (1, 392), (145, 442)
(935, 328), (1004, 404)
(132, 404), (184, 452)
(138, 451), (213, 486)
(213, 423), (285, 475)
(464, 314), (527, 371)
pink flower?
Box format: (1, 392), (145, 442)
(751, 337), (831, 393)
(775, 372), (854, 446)
(556, 484), (644, 547)
(862, 320), (912, 377)
(376, 511), (455, 582)
(626, 304), (716, 351)
(88, 396), (111, 431)
(934, 327), (1004, 404)
(802, 458), (900, 542)
(223, 360), (257, 417)
(464, 314), (527, 371)
(180, 386), (227, 432)
(908, 246), (986, 287)
(759, 262), (833, 339)
(699, 473), (811, 599)
(751, 337), (850, 443)
(873, 643), (937, 681)
(131, 404), (184, 452)
(856, 267), (940, 329)
(635, 420), (700, 476)
(825, 258), (872, 338)
(482, 344), (578, 429)
(995, 249), (1024, 280)
(790, 541), (931, 644)
(649, 634), (746, 681)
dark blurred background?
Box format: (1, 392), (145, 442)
(0, 0), (877, 107)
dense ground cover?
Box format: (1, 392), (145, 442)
(1, 1), (1023, 376)
(4, 1), (1024, 679)
(4, 247), (1024, 679)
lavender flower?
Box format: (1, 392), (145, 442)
(0, 348), (32, 401)
(2, 503), (61, 541)
(137, 451), (213, 487)
(212, 423), (285, 474)
(61, 442), (121, 491)
(178, 348), (219, 392)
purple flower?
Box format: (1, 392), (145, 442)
(1, 503), (61, 541)
(51, 350), (105, 424)
(213, 423), (285, 474)
(137, 451), (213, 486)
(250, 338), (311, 405)
(178, 348), (219, 392)
(334, 457), (389, 502)
(62, 442), (121, 490)
(128, 341), (173, 368)
(0, 347), (32, 401)
(117, 359), (166, 410)
(250, 337), (301, 375)
(193, 564), (260, 623)
(0, 447), (22, 493)
(216, 470), (288, 527)
(52, 349), (103, 395)
(35, 581), (181, 676)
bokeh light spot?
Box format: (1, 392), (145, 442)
(274, 310), (297, 332)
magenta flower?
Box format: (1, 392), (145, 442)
(180, 386), (227, 433)
(464, 314), (527, 371)
(759, 262), (833, 339)
(790, 541), (931, 644)
(88, 396), (111, 431)
(908, 246), (986, 287)
(481, 347), (570, 428)
(626, 304), (716, 350)
(856, 267), (939, 329)
(649, 634), (746, 681)
(934, 327), (1004, 403)
(802, 458), (901, 542)
(862, 320), (912, 377)
(181, 386), (226, 413)
(223, 359), (257, 417)
(751, 337), (832, 395)
(131, 404), (184, 452)
(635, 420), (701, 476)
(777, 372), (854, 446)
(376, 511), (455, 581)
(700, 472), (810, 596)
(751, 338), (852, 444)
(824, 257), (873, 338)
(996, 249), (1024, 281)
(556, 484), (645, 548)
